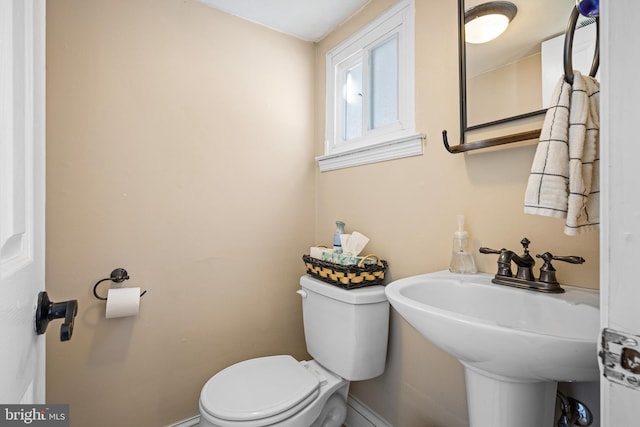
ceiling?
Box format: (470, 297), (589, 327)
(196, 0), (586, 78)
(196, 0), (371, 42)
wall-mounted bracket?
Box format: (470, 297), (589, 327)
(92, 268), (147, 301)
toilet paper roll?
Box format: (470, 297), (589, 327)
(105, 287), (140, 319)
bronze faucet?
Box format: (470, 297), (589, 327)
(479, 238), (585, 293)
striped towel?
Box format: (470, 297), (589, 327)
(524, 71), (600, 235)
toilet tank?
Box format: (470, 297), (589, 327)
(299, 275), (389, 381)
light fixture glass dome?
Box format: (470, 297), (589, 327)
(465, 1), (517, 44)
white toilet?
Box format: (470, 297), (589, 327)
(198, 275), (390, 427)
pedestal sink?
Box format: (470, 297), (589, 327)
(385, 270), (599, 427)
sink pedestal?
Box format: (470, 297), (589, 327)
(464, 367), (556, 427)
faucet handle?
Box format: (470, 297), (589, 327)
(479, 247), (513, 277)
(536, 252), (585, 265)
(479, 247), (504, 255)
(535, 252), (585, 284)
(551, 254), (586, 265)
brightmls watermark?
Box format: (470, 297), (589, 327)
(0, 405), (68, 426)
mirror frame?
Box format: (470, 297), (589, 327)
(443, 0), (547, 154)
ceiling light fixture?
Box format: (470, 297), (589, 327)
(464, 1), (517, 44)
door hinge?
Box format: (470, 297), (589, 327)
(600, 328), (640, 390)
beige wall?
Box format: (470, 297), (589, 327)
(315, 1), (599, 426)
(45, 0), (315, 426)
(46, 0), (600, 426)
(467, 53), (542, 126)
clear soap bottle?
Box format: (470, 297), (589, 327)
(449, 215), (477, 274)
(333, 221), (345, 254)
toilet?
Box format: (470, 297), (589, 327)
(198, 275), (390, 427)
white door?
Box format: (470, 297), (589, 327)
(0, 0), (47, 404)
(599, 0), (640, 424)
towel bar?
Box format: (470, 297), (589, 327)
(564, 6), (600, 85)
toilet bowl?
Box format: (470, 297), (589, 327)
(198, 276), (390, 427)
(199, 356), (348, 427)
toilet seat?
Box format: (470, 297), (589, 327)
(200, 355), (320, 425)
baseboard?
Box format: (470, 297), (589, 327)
(168, 394), (391, 427)
(345, 395), (392, 427)
(167, 415), (200, 427)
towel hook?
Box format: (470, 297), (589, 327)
(93, 268), (147, 300)
(563, 6), (599, 85)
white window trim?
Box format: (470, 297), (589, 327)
(318, 0), (422, 172)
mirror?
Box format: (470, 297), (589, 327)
(443, 0), (599, 153)
(465, 0), (574, 127)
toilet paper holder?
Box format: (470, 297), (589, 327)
(93, 268), (147, 301)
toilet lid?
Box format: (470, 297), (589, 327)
(201, 355), (320, 422)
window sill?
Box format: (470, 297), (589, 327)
(316, 133), (424, 172)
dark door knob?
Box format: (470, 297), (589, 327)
(35, 291), (78, 341)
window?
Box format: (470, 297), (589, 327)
(318, 0), (422, 172)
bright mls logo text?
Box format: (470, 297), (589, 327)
(0, 405), (68, 426)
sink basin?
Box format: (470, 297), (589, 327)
(385, 270), (599, 427)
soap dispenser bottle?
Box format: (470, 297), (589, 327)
(449, 215), (477, 274)
(333, 221), (345, 254)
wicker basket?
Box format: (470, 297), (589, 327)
(302, 254), (388, 289)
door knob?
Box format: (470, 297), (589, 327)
(35, 291), (78, 341)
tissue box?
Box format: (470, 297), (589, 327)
(310, 246), (333, 259)
(321, 251), (377, 266)
(302, 254), (388, 289)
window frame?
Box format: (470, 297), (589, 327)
(318, 0), (422, 172)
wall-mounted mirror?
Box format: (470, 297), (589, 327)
(443, 0), (599, 153)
